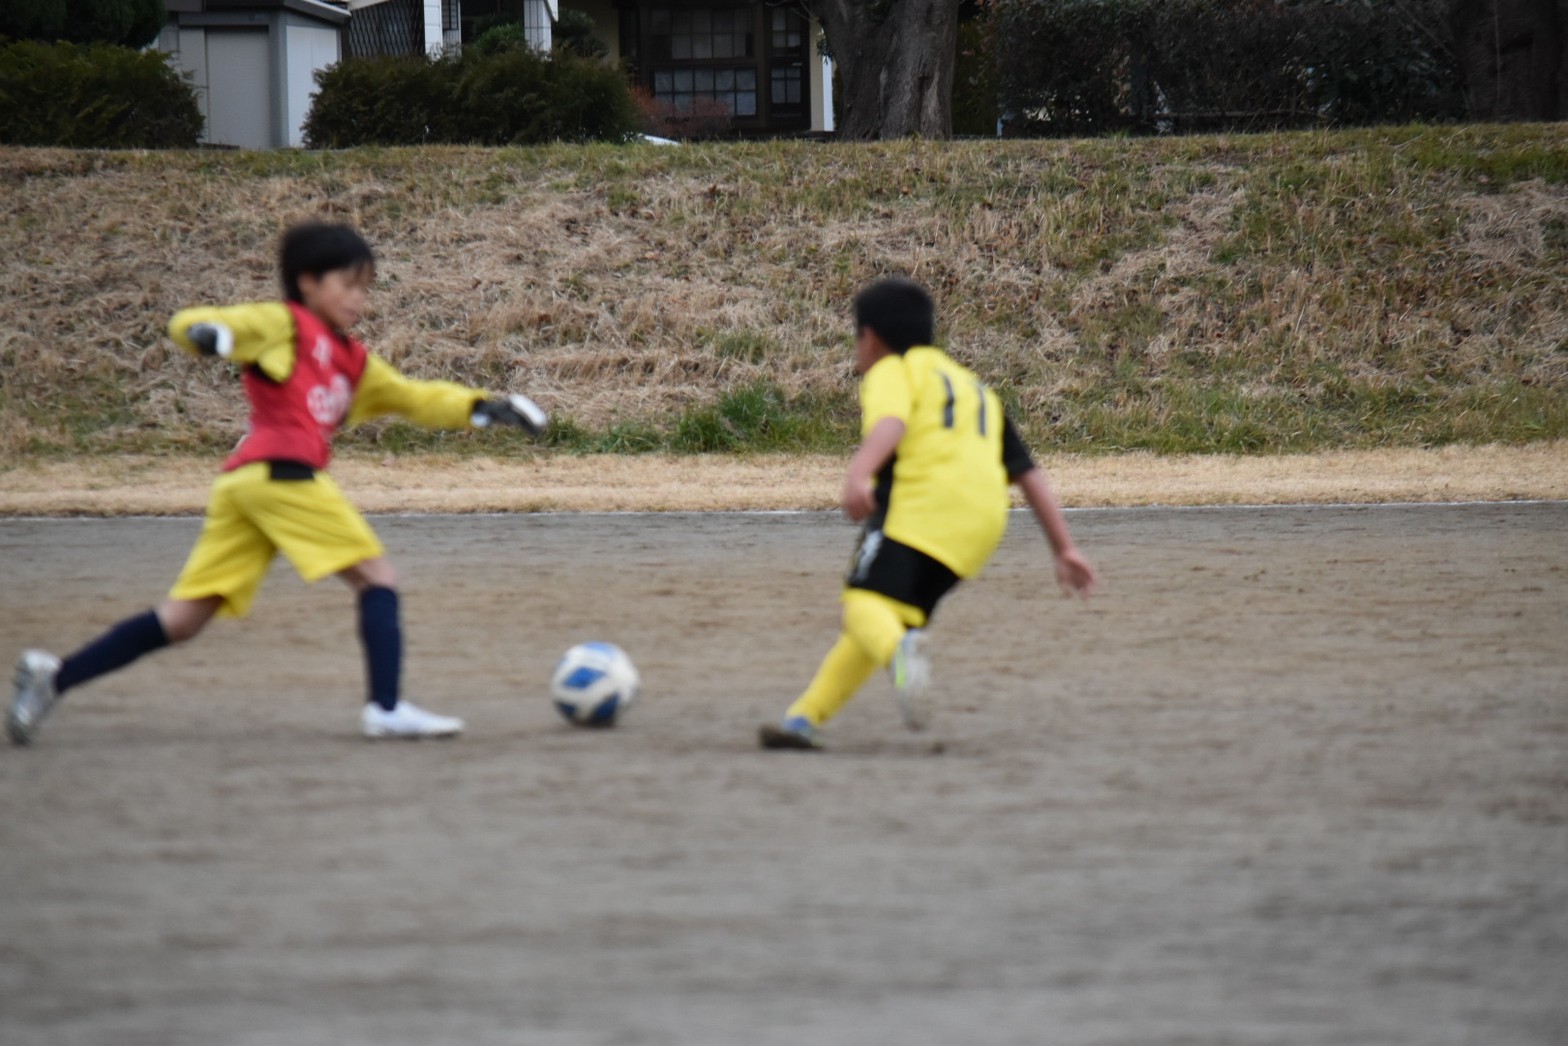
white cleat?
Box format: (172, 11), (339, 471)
(361, 700), (464, 740)
(890, 629), (932, 731)
(7, 650), (63, 746)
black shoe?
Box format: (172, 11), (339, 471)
(759, 716), (822, 750)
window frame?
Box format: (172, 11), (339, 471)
(621, 1), (811, 133)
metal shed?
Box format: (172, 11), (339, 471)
(160, 0), (350, 149)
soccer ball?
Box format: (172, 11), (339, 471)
(550, 641), (639, 727)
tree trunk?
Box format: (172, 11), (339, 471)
(805, 0), (961, 139)
(1451, 0), (1564, 119)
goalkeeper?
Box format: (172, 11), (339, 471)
(8, 221), (547, 745)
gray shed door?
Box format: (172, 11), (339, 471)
(206, 30), (272, 149)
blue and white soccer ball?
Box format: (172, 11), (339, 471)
(550, 641), (639, 727)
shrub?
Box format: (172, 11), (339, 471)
(0, 39), (202, 147)
(451, 45), (638, 144)
(952, 15), (1000, 136)
(990, 0), (1464, 136)
(470, 22), (533, 57)
(305, 46), (638, 147)
(303, 55), (457, 147)
(631, 87), (735, 141)
(0, 0), (67, 41)
(1, 0), (165, 49)
(554, 8), (610, 60)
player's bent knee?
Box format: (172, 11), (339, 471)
(339, 557), (398, 592)
(156, 596), (221, 644)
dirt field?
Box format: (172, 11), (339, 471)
(1, 503), (1565, 1045)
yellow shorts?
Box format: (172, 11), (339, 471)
(169, 462), (384, 618)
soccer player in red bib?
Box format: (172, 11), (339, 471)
(8, 222), (547, 744)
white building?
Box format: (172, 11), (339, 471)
(159, 0), (833, 149)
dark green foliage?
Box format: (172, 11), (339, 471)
(1294, 0), (1466, 125)
(302, 56), (456, 146)
(451, 46), (636, 145)
(0, 0), (164, 47)
(0, 0), (68, 41)
(304, 46), (639, 147)
(469, 22), (532, 57)
(951, 16), (999, 136)
(66, 0), (165, 49)
(990, 0), (1464, 136)
(0, 39), (201, 147)
(553, 8), (610, 60)
(668, 383), (853, 454)
(471, 8), (607, 60)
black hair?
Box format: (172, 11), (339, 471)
(278, 222), (376, 303)
(853, 277), (935, 353)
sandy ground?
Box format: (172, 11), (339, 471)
(2, 441), (1566, 515)
(0, 502), (1564, 1046)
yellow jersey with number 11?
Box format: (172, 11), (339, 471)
(859, 346), (1011, 579)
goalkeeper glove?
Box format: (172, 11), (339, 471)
(187, 322), (234, 358)
(472, 393), (548, 436)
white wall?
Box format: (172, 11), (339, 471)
(812, 51), (834, 133)
(170, 26), (211, 136)
(284, 23), (341, 146)
(206, 30), (272, 149)
(422, 0), (444, 54)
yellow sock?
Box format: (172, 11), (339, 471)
(784, 634), (878, 726)
(784, 590), (928, 727)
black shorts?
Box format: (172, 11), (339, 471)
(845, 527), (960, 620)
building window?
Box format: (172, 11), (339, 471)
(770, 64), (800, 106)
(653, 66), (757, 115)
(650, 6), (752, 60)
(347, 0), (425, 58)
(770, 7), (802, 52)
(634, 3), (810, 132)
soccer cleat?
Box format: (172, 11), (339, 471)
(758, 715), (822, 751)
(7, 650), (63, 746)
(890, 629), (932, 731)
(361, 700), (464, 740)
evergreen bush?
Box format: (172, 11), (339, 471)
(990, 0), (1463, 136)
(305, 45), (638, 147)
(0, 0), (165, 49)
(0, 39), (201, 147)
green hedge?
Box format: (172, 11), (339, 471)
(304, 45), (639, 147)
(0, 0), (165, 49)
(990, 0), (1464, 136)
(0, 39), (201, 147)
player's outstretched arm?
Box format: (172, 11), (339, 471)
(168, 303), (296, 380)
(1015, 466), (1096, 599)
(348, 355), (546, 435)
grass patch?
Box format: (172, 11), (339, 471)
(2, 125), (1565, 461)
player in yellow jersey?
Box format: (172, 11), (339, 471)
(8, 222), (548, 745)
(760, 278), (1096, 750)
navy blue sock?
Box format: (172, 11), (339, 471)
(55, 610), (170, 695)
(359, 586), (402, 711)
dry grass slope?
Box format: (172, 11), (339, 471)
(1, 125), (1565, 461)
